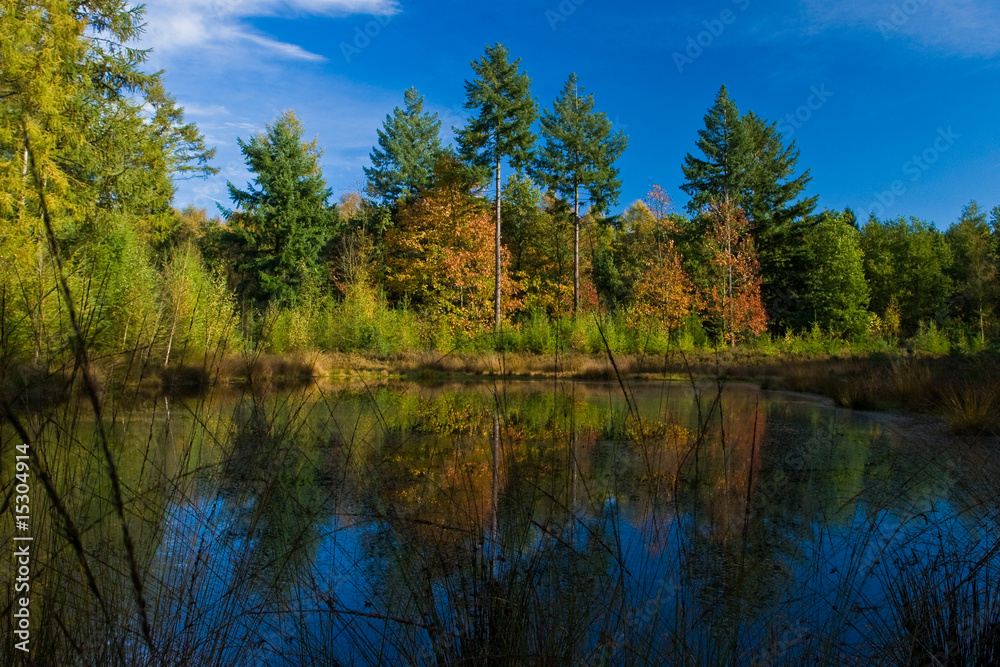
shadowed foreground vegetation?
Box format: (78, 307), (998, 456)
(3, 341), (1000, 664)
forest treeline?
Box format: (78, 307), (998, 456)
(3, 1), (1000, 372)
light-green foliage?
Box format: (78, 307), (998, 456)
(799, 210), (871, 338)
(161, 242), (240, 362)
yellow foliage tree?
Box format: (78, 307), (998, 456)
(384, 160), (519, 336)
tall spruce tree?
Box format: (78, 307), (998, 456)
(364, 87), (444, 207)
(222, 111), (335, 310)
(681, 85), (817, 331)
(456, 43), (537, 330)
(680, 85), (747, 211)
(533, 73), (627, 315)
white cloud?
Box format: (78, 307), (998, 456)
(138, 0), (400, 63)
(800, 0), (1000, 57)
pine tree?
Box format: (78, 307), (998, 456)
(456, 43), (537, 331)
(364, 87), (444, 207)
(533, 73), (627, 315)
(221, 111), (336, 310)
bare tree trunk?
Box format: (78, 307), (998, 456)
(494, 151), (502, 332)
(574, 182), (580, 316)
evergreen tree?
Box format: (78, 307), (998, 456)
(533, 73), (627, 315)
(456, 43), (537, 330)
(680, 85), (747, 211)
(1, 0), (214, 358)
(364, 87), (444, 207)
(221, 111), (336, 310)
(681, 86), (817, 331)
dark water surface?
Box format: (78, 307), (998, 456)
(5, 379), (999, 664)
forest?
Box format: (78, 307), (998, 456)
(3, 1), (999, 375)
(5, 4), (1000, 665)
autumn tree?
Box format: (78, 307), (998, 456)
(703, 201), (767, 346)
(622, 189), (695, 332)
(221, 111), (336, 311)
(365, 87), (444, 207)
(456, 43), (537, 331)
(533, 73), (627, 315)
(384, 157), (519, 335)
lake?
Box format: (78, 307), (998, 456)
(3, 378), (998, 665)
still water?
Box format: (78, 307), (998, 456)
(11, 379), (1000, 664)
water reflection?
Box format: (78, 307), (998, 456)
(7, 379), (998, 664)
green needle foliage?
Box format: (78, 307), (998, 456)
(534, 73), (628, 315)
(365, 87), (444, 208)
(681, 85), (748, 211)
(221, 111), (336, 312)
(681, 85), (817, 331)
(456, 42), (537, 330)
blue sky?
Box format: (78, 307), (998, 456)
(138, 0), (1000, 228)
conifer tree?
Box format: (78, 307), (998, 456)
(681, 85), (747, 211)
(365, 87), (444, 207)
(533, 73), (627, 315)
(681, 86), (817, 331)
(222, 111), (335, 310)
(456, 43), (537, 330)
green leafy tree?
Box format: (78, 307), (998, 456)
(946, 201), (997, 343)
(860, 215), (952, 336)
(456, 43), (537, 330)
(533, 73), (627, 315)
(221, 111), (336, 311)
(797, 210), (871, 337)
(364, 87), (444, 207)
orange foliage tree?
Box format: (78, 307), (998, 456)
(384, 160), (519, 335)
(623, 187), (695, 331)
(703, 201), (767, 346)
